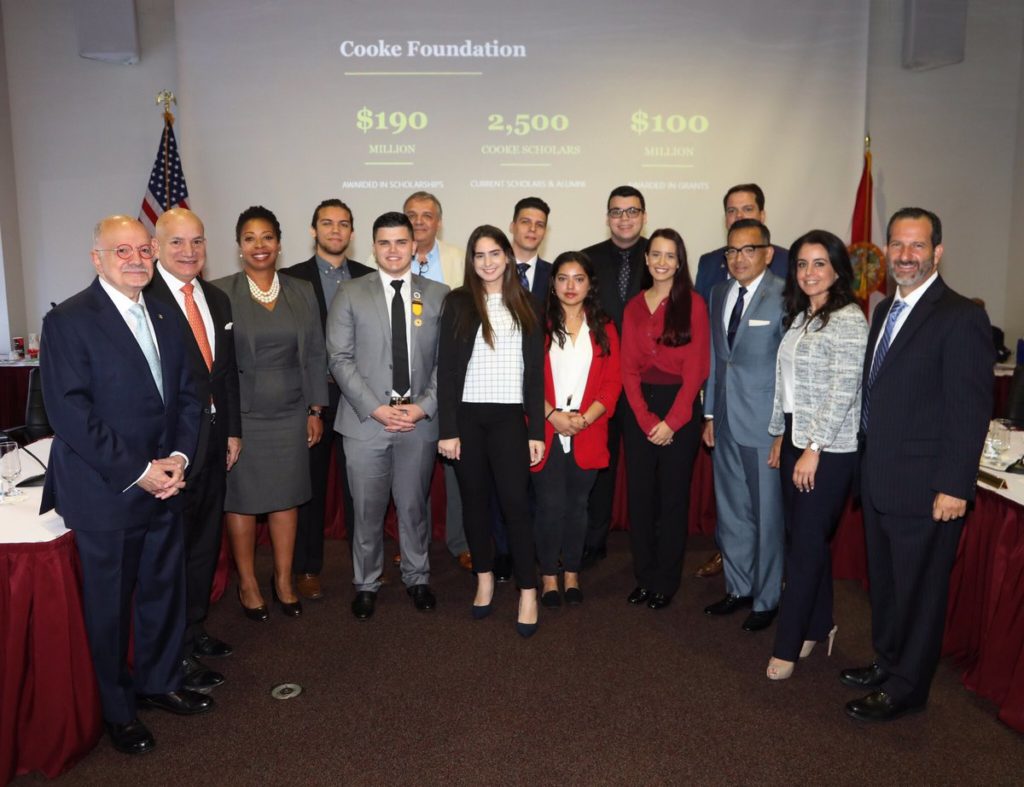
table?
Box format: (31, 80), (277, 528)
(0, 439), (101, 784)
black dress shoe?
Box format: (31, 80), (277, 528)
(742, 608), (778, 631)
(137, 689), (214, 716)
(407, 584), (437, 611)
(627, 586), (651, 605)
(193, 632), (233, 658)
(840, 663), (890, 689)
(541, 590), (562, 609)
(181, 656), (225, 693)
(271, 582), (303, 617)
(704, 593), (753, 616)
(352, 591), (377, 620)
(845, 690), (925, 722)
(647, 592), (672, 610)
(581, 546), (607, 568)
(106, 718), (155, 755)
(237, 586), (269, 622)
(564, 587), (583, 605)
(494, 554), (513, 582)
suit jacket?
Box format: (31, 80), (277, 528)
(279, 255), (374, 331)
(39, 277), (201, 530)
(371, 239), (465, 289)
(769, 303), (867, 453)
(694, 244), (790, 304)
(582, 238), (648, 330)
(860, 276), (993, 515)
(531, 258), (552, 303)
(327, 272), (449, 442)
(437, 288), (545, 442)
(705, 272), (786, 448)
(145, 268), (242, 478)
(210, 272), (329, 413)
(531, 323), (622, 472)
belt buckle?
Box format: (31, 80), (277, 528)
(389, 395), (412, 406)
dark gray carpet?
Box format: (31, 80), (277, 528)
(16, 533), (1023, 786)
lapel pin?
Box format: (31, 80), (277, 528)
(414, 318), (423, 327)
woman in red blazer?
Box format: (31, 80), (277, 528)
(531, 251), (622, 607)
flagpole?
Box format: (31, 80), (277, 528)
(156, 90), (176, 212)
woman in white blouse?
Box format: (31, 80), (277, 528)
(531, 252), (622, 608)
(437, 226), (545, 637)
(765, 229), (868, 680)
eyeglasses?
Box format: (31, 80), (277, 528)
(94, 244), (156, 260)
(724, 244), (769, 261)
(607, 207), (644, 219)
(416, 257), (430, 276)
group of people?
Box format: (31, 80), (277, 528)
(38, 181), (994, 756)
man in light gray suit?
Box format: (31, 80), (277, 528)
(327, 212), (449, 620)
(701, 219), (786, 632)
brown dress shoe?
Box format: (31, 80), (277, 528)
(295, 574), (323, 600)
(696, 551), (723, 578)
(392, 553), (402, 568)
(457, 551), (473, 571)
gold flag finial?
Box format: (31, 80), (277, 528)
(864, 135), (871, 150)
(155, 90), (177, 124)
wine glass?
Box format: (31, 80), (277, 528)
(0, 441), (23, 502)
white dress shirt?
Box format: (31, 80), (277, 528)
(377, 268), (414, 396)
(870, 271), (939, 361)
(156, 263), (217, 359)
(722, 269), (767, 331)
(549, 319), (593, 452)
(463, 294), (523, 404)
(516, 254), (539, 292)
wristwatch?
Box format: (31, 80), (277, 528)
(307, 407), (325, 419)
(808, 441), (822, 454)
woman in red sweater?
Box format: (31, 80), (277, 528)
(531, 251), (622, 607)
(620, 228), (710, 610)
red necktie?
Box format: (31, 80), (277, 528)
(182, 283), (213, 371)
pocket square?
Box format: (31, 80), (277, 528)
(225, 322), (233, 330)
(749, 319), (771, 327)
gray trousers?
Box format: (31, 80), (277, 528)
(711, 413), (784, 612)
(344, 429), (436, 592)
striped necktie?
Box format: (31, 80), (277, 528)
(861, 300), (907, 430)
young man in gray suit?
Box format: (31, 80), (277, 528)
(702, 219), (786, 631)
(327, 212), (449, 620)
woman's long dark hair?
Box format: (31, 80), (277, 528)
(647, 228), (694, 347)
(545, 251), (612, 356)
(782, 229), (856, 330)
(456, 225), (537, 347)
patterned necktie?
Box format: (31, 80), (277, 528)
(861, 300), (907, 430)
(129, 303), (164, 401)
(726, 286), (748, 349)
(390, 280), (410, 396)
(617, 249), (631, 302)
(181, 283), (213, 371)
(517, 263), (530, 290)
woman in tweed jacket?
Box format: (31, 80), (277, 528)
(765, 229), (868, 680)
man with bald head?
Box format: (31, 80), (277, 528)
(149, 208), (242, 691)
(41, 215), (210, 755)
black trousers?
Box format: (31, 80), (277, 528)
(182, 415), (227, 658)
(453, 403), (537, 589)
(622, 385), (701, 597)
(533, 440), (598, 575)
(293, 382), (353, 574)
(585, 392), (626, 552)
(862, 472), (964, 705)
(772, 416), (856, 662)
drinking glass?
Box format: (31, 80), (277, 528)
(0, 441), (23, 502)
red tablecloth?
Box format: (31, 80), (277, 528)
(0, 532), (101, 783)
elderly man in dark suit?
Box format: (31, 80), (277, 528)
(148, 207), (241, 692)
(842, 207), (993, 722)
(280, 199), (373, 600)
(40, 215), (210, 756)
(581, 185), (648, 565)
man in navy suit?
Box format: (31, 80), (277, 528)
(510, 196), (552, 313)
(40, 215), (210, 755)
(280, 199), (374, 600)
(842, 208), (992, 722)
(149, 208), (241, 691)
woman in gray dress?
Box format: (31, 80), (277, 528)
(213, 206), (329, 620)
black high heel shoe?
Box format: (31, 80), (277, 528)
(237, 585), (269, 622)
(271, 580), (303, 618)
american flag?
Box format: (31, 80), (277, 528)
(139, 119), (190, 233)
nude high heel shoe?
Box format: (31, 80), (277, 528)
(766, 657), (795, 681)
(800, 625), (838, 659)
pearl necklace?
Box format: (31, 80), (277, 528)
(247, 273), (280, 303)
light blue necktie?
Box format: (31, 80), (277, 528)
(129, 303), (164, 402)
(861, 300), (907, 430)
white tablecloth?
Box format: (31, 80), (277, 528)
(0, 438), (68, 544)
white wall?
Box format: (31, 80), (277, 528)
(867, 0), (1024, 344)
(1007, 22), (1024, 352)
(0, 4), (22, 352)
(1, 0), (176, 338)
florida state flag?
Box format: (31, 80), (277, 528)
(848, 141), (886, 319)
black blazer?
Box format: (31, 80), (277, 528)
(145, 269), (242, 478)
(280, 255), (374, 331)
(581, 238), (647, 330)
(860, 276), (993, 515)
(437, 288), (545, 442)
